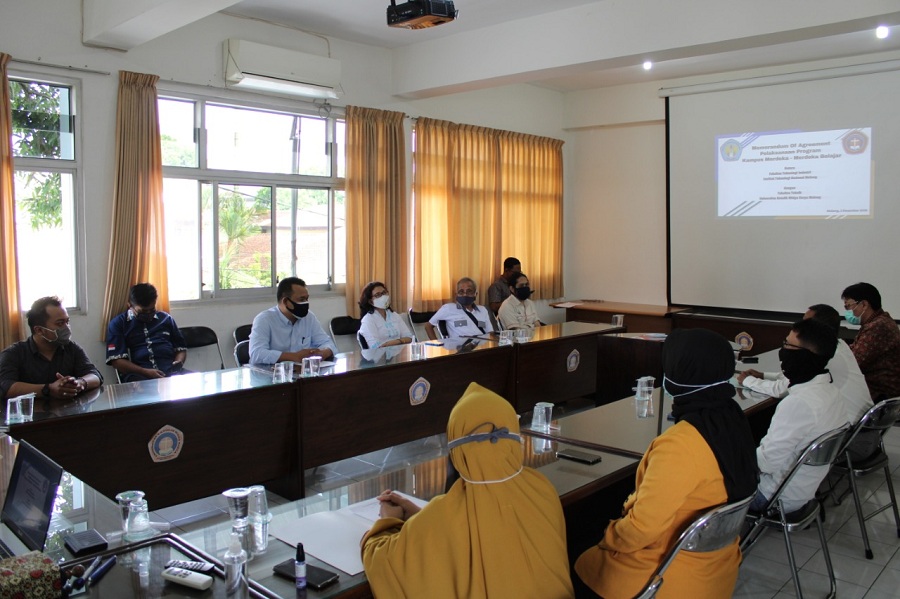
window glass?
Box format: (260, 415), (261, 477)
(9, 80), (74, 160)
(14, 171), (76, 304)
(217, 184), (272, 290)
(333, 190), (346, 285)
(206, 105), (297, 174)
(162, 178), (201, 301)
(159, 98), (197, 167)
(335, 120), (346, 178)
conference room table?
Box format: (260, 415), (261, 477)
(521, 348), (784, 458)
(7, 321), (622, 508)
(3, 429), (637, 599)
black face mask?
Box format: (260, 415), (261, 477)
(514, 286), (532, 301)
(779, 346), (828, 386)
(457, 295), (476, 307)
(287, 299), (310, 319)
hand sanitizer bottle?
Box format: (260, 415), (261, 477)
(224, 531), (249, 598)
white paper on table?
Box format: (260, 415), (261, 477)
(553, 301), (582, 308)
(269, 493), (427, 576)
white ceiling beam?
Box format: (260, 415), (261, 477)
(391, 0), (900, 98)
(83, 0), (241, 50)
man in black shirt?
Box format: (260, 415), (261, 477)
(0, 296), (102, 401)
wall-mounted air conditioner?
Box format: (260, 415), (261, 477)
(224, 39), (341, 100)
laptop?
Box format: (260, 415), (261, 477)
(0, 440), (64, 557)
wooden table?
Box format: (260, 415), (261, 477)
(554, 301), (686, 333)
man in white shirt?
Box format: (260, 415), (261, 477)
(738, 304), (872, 424)
(426, 278), (498, 340)
(752, 318), (848, 513)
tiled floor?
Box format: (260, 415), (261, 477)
(734, 427), (900, 599)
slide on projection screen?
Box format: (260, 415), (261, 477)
(666, 64), (900, 315)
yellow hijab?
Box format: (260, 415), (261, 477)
(362, 382), (574, 599)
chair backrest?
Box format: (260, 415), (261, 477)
(179, 326), (225, 370)
(487, 310), (502, 333)
(634, 493), (754, 599)
(233, 324), (252, 344)
(407, 309), (436, 343)
(437, 320), (449, 339)
(234, 340), (250, 367)
(764, 423), (851, 511)
(839, 397), (900, 455)
(330, 316), (362, 354)
(357, 332), (369, 350)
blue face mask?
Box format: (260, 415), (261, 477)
(845, 309), (861, 326)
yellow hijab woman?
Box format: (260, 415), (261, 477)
(361, 382), (574, 599)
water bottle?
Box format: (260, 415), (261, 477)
(248, 485), (272, 554)
(224, 531), (249, 598)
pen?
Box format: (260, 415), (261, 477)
(87, 555), (117, 587)
(73, 555), (102, 589)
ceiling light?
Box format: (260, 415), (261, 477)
(875, 26), (890, 39)
(643, 61), (653, 71)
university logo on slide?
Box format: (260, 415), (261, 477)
(842, 130), (868, 155)
(720, 139), (742, 161)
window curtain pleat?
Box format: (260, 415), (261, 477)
(0, 53), (23, 347)
(99, 71), (168, 339)
(345, 106), (408, 317)
(413, 118), (563, 309)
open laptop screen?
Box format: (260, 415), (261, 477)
(1, 441), (64, 552)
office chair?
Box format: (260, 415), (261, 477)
(233, 324), (252, 345)
(179, 325), (225, 370)
(824, 397), (900, 559)
(633, 493), (754, 599)
(233, 340), (250, 367)
(407, 308), (436, 342)
(741, 424), (850, 599)
(329, 316), (362, 355)
(357, 332), (370, 350)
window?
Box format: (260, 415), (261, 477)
(9, 77), (80, 308)
(159, 97), (345, 301)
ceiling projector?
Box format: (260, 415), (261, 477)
(387, 0), (458, 29)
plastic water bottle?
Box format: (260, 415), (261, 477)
(224, 531), (249, 598)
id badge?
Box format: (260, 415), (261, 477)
(454, 319), (468, 327)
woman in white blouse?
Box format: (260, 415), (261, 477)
(498, 272), (541, 330)
(358, 281), (415, 349)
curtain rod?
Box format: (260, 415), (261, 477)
(10, 58), (111, 76)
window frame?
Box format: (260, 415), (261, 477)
(8, 71), (86, 313)
(158, 91), (346, 305)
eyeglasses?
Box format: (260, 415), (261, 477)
(843, 300), (859, 311)
(372, 290), (389, 299)
(782, 340), (804, 350)
(456, 289), (477, 297)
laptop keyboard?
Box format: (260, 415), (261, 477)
(0, 537), (14, 559)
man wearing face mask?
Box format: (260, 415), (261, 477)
(841, 282), (900, 401)
(106, 283), (188, 382)
(249, 277), (336, 365)
(425, 278), (499, 340)
(497, 272), (542, 330)
(0, 296), (102, 401)
(488, 257), (521, 314)
(751, 318), (848, 513)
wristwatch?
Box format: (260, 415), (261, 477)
(41, 383), (50, 398)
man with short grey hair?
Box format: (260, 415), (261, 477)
(426, 278), (498, 340)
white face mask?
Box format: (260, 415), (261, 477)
(663, 375), (731, 398)
(372, 294), (391, 310)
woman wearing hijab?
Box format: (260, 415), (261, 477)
(361, 382), (574, 599)
(574, 328), (758, 599)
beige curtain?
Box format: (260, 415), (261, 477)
(413, 118), (563, 310)
(99, 71), (168, 338)
(345, 106), (408, 317)
(0, 53), (23, 347)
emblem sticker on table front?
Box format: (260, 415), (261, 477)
(148, 425), (184, 462)
(566, 349), (581, 373)
(735, 332), (754, 351)
(409, 378), (431, 406)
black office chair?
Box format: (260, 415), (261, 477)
(329, 316), (362, 354)
(233, 324), (252, 345)
(180, 326), (225, 370)
(234, 340), (250, 367)
(406, 309), (436, 342)
(357, 332), (370, 350)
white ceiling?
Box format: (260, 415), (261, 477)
(222, 0), (900, 92)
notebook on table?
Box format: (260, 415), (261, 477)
(0, 440), (64, 558)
